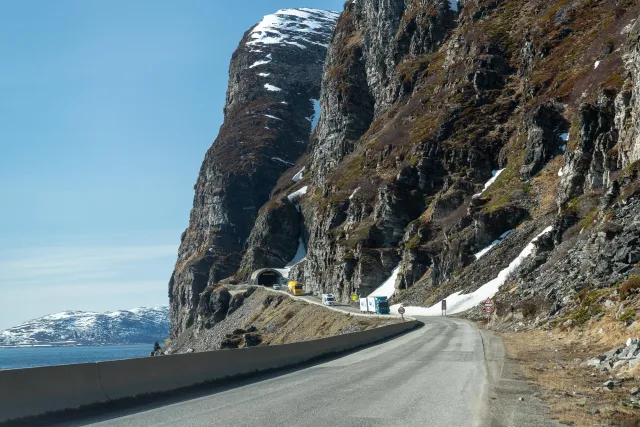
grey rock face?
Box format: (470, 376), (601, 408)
(311, 0), (457, 186)
(197, 287), (232, 325)
(506, 194), (640, 319)
(310, 3), (375, 187)
(619, 18), (640, 166)
(169, 9), (338, 337)
(586, 339), (640, 372)
(557, 92), (617, 209)
(556, 20), (640, 211)
(238, 197), (303, 277)
(358, 0), (457, 115)
(519, 103), (568, 180)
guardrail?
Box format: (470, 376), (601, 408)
(0, 319), (419, 424)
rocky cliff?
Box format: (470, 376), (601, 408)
(171, 0), (640, 338)
(169, 8), (339, 337)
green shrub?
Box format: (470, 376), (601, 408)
(619, 309), (637, 324)
(563, 288), (605, 326)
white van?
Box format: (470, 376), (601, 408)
(322, 294), (335, 306)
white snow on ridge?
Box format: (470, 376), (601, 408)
(622, 20), (636, 35)
(474, 230), (512, 259)
(250, 59), (271, 68)
(272, 157), (294, 166)
(250, 54), (273, 69)
(292, 167), (305, 182)
(258, 72), (271, 77)
(391, 226), (554, 317)
(288, 185), (308, 201)
(349, 187), (360, 200)
(247, 8), (339, 50)
(368, 265), (400, 299)
(310, 99), (322, 132)
(264, 114), (282, 120)
(264, 83), (282, 92)
(473, 168), (505, 198)
(286, 237), (307, 267)
(594, 60), (601, 69)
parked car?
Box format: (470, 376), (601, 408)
(273, 284), (281, 290)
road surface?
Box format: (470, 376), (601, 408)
(268, 287), (386, 317)
(66, 317), (490, 427)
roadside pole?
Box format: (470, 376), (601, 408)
(398, 305), (405, 321)
(441, 299), (447, 316)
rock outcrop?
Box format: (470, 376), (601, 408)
(168, 9), (338, 337)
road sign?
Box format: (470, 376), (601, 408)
(351, 293), (358, 302)
(484, 297), (494, 314)
(398, 306), (406, 315)
(441, 300), (447, 310)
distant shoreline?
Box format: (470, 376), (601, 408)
(0, 342), (161, 349)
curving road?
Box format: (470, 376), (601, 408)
(67, 317), (491, 427)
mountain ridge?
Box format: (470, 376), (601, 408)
(168, 0), (640, 342)
(168, 8), (339, 338)
(0, 307), (169, 347)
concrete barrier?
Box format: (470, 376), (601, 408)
(0, 320), (418, 424)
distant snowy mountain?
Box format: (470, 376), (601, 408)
(0, 307), (169, 347)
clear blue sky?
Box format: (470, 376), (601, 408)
(0, 0), (344, 329)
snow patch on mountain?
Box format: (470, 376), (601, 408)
(247, 8), (340, 50)
(264, 83), (282, 92)
(308, 99), (321, 132)
(391, 227), (554, 316)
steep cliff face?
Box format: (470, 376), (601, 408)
(169, 9), (338, 337)
(242, 0), (640, 311)
(172, 0), (640, 338)
(310, 0), (457, 187)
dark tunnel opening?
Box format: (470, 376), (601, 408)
(257, 270), (282, 287)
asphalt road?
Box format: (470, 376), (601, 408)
(69, 317), (490, 427)
(268, 288), (388, 317)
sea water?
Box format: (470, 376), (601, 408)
(0, 344), (152, 370)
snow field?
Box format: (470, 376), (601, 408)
(390, 226), (554, 316)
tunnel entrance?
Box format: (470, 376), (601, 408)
(251, 268), (285, 287)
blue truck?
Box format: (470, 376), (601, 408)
(362, 296), (390, 314)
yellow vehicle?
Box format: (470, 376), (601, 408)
(287, 281), (304, 296)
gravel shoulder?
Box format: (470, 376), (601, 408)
(479, 327), (562, 427)
(500, 329), (640, 426)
